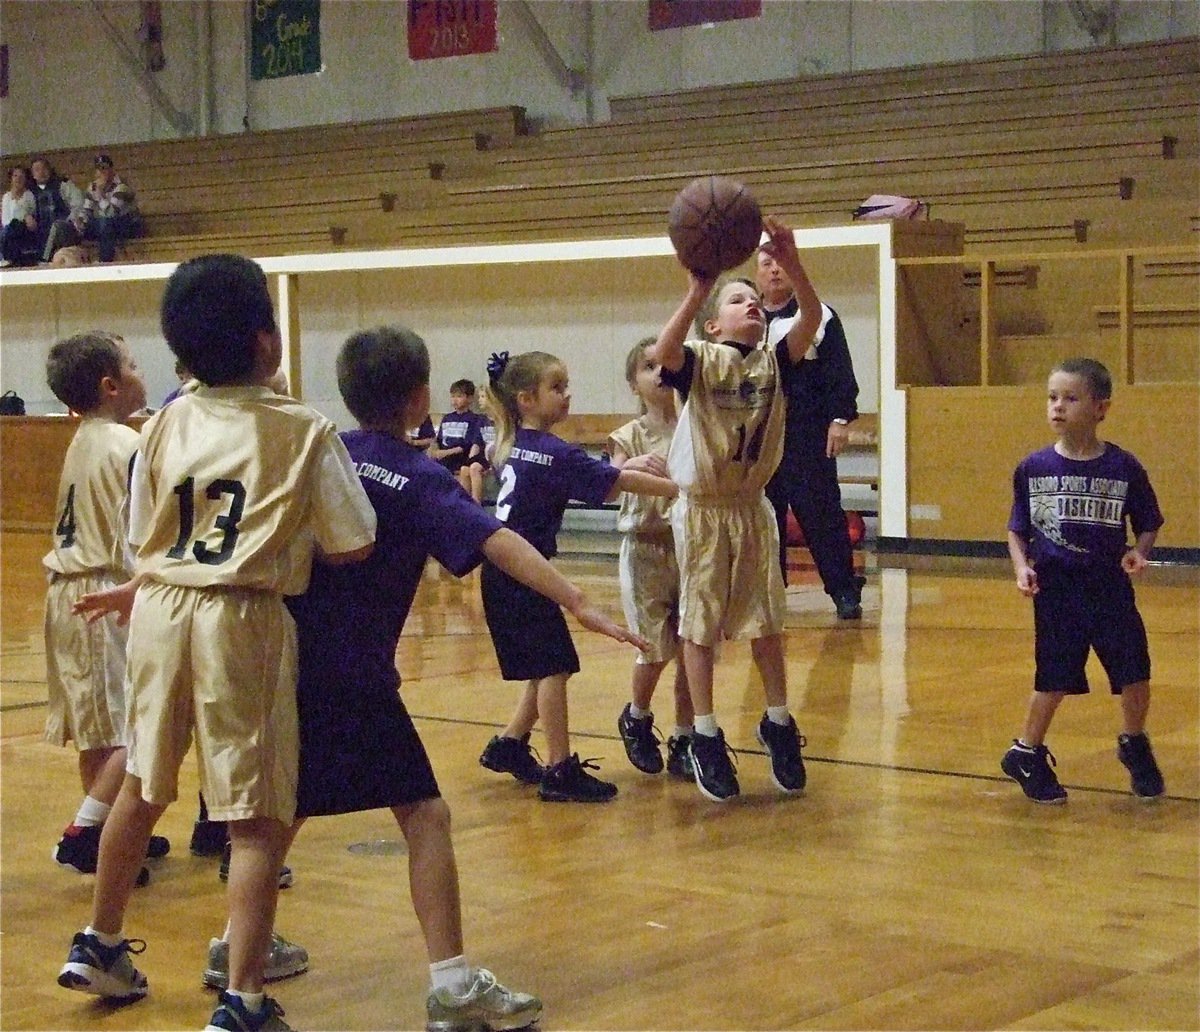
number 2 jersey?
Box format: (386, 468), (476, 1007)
(661, 338), (785, 501)
(43, 416), (139, 577)
(128, 385), (375, 594)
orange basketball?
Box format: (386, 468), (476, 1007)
(667, 176), (763, 277)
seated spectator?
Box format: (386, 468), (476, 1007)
(1, 166), (39, 267)
(80, 154), (142, 263)
(29, 157), (85, 263)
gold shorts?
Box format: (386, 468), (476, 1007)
(43, 572), (129, 750)
(671, 493), (785, 647)
(618, 533), (680, 665)
(124, 581), (299, 824)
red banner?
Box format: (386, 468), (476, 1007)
(408, 0), (497, 60)
(648, 0), (761, 31)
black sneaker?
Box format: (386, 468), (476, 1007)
(1001, 740), (1068, 804)
(538, 754), (618, 802)
(190, 819), (229, 857)
(146, 835), (170, 859)
(756, 714), (807, 793)
(666, 735), (694, 780)
(218, 842), (294, 889)
(689, 730), (739, 801)
(479, 733), (545, 785)
(1117, 732), (1165, 799)
(53, 824), (102, 873)
(617, 703), (664, 774)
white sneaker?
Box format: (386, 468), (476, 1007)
(426, 967), (541, 1032)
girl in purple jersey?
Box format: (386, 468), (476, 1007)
(478, 350), (678, 803)
(1002, 357), (1165, 804)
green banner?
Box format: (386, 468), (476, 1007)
(250, 0), (321, 81)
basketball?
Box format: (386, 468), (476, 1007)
(667, 176), (763, 276)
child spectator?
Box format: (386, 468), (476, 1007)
(43, 331), (167, 880)
(646, 216), (817, 802)
(1002, 357), (1165, 803)
(611, 337), (695, 778)
(429, 380), (481, 497)
(463, 411), (496, 504)
(477, 349), (676, 802)
(56, 253), (376, 1032)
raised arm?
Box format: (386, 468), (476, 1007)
(482, 527), (649, 650)
(646, 270), (715, 373)
(761, 217), (822, 365)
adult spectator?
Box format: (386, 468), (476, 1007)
(757, 248), (866, 620)
(29, 157), (85, 263)
(79, 154), (143, 263)
(1, 166), (39, 266)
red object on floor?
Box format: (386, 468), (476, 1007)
(785, 510), (866, 547)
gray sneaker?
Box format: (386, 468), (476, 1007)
(203, 933), (309, 990)
(426, 967), (542, 1032)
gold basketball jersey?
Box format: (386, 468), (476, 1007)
(131, 385), (373, 594)
(667, 339), (784, 499)
(43, 417), (139, 577)
(610, 416), (675, 534)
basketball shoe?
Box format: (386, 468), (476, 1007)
(426, 967), (542, 1032)
(478, 733), (545, 784)
(666, 734), (694, 779)
(617, 703), (664, 774)
(539, 754), (617, 802)
(53, 823), (169, 873)
(756, 713), (807, 793)
(1001, 740), (1067, 804)
(58, 931), (148, 1000)
(689, 729), (739, 801)
(1117, 732), (1165, 799)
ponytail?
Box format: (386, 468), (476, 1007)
(482, 350), (563, 471)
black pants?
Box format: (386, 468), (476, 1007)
(767, 420), (857, 597)
(1, 220), (38, 265)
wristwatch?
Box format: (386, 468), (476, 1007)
(832, 418), (850, 425)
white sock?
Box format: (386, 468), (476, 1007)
(766, 706), (790, 727)
(673, 725), (694, 739)
(628, 703), (650, 720)
(84, 926), (122, 948)
(694, 714), (719, 737)
(74, 796), (111, 828)
(222, 920), (233, 941)
(225, 989), (265, 1012)
(430, 954), (471, 994)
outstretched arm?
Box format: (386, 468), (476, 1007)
(761, 217), (822, 365)
(482, 528), (650, 650)
(646, 269), (716, 373)
(606, 467), (677, 502)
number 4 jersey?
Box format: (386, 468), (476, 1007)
(43, 416), (140, 578)
(129, 385), (375, 594)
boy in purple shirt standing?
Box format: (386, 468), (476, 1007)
(1002, 358), (1165, 804)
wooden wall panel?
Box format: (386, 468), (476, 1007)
(906, 384), (1199, 547)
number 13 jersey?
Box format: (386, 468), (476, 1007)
(129, 385), (374, 594)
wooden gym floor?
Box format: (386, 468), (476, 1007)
(1, 528), (1196, 1031)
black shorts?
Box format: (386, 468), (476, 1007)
(1032, 566), (1150, 695)
(481, 559), (579, 681)
(439, 454), (469, 474)
(295, 675), (440, 818)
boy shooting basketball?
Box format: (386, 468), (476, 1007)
(648, 216), (818, 802)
